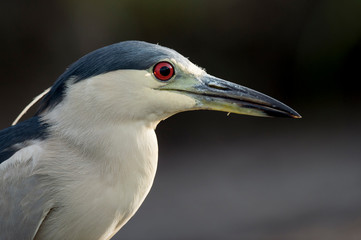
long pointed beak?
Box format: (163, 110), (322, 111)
(159, 74), (301, 118)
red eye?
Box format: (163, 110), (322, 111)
(153, 62), (174, 81)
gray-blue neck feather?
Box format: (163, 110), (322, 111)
(0, 117), (49, 163)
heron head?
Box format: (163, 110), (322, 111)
(38, 41), (300, 126)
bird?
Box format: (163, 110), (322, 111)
(0, 40), (300, 240)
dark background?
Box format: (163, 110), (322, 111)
(1, 0), (361, 239)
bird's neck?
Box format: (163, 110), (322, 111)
(45, 111), (159, 183)
(41, 110), (159, 235)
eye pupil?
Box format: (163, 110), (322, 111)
(153, 62), (174, 81)
(159, 66), (170, 76)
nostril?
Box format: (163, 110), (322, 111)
(207, 83), (230, 91)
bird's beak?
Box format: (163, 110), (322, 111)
(158, 74), (301, 118)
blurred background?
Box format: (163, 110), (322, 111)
(1, 0), (361, 239)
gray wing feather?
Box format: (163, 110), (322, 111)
(0, 153), (54, 240)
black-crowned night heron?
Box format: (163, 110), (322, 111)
(0, 41), (300, 240)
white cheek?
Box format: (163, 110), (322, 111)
(48, 69), (196, 124)
(142, 88), (196, 120)
(88, 70), (197, 119)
